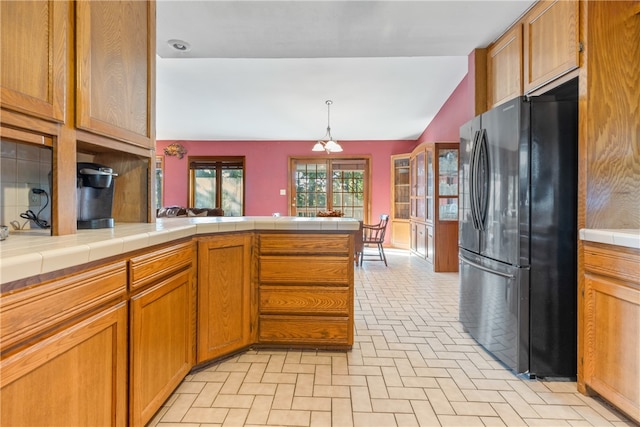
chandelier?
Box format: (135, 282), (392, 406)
(312, 100), (343, 153)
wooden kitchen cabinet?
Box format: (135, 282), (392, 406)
(523, 0), (579, 92)
(0, 302), (128, 426)
(75, 0), (156, 149)
(487, 25), (523, 109)
(391, 154), (411, 248)
(0, 261), (128, 425)
(583, 242), (640, 424)
(0, 0), (68, 123)
(198, 233), (254, 362)
(129, 241), (195, 427)
(258, 233), (354, 347)
(485, 0), (579, 105)
(409, 142), (459, 272)
(1, 0), (156, 235)
(1, 0), (155, 148)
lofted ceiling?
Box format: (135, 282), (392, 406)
(155, 1), (536, 141)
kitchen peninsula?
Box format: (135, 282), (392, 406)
(0, 216), (359, 426)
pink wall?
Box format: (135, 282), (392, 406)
(156, 139), (415, 221)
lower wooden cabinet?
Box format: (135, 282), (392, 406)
(0, 302), (128, 426)
(583, 242), (640, 423)
(0, 231), (356, 424)
(198, 233), (254, 362)
(257, 233), (354, 348)
(130, 269), (194, 427)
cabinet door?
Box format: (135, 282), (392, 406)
(391, 155), (410, 221)
(198, 234), (253, 362)
(391, 220), (410, 249)
(415, 222), (427, 259)
(1, 302), (128, 426)
(426, 225), (434, 262)
(75, 0), (155, 148)
(487, 24), (523, 109)
(0, 0), (67, 122)
(523, 0), (579, 92)
(584, 273), (640, 422)
(130, 269), (194, 427)
(584, 243), (640, 423)
(414, 151), (426, 219)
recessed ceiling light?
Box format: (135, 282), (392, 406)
(168, 39), (191, 52)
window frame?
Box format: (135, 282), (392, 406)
(188, 156), (245, 215)
(155, 155), (164, 210)
(288, 156), (371, 223)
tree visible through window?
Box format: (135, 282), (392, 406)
(290, 157), (369, 221)
(188, 157), (244, 216)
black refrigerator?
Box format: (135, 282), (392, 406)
(458, 93), (578, 379)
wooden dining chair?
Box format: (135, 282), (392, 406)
(360, 214), (390, 266)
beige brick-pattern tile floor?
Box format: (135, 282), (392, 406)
(148, 249), (634, 427)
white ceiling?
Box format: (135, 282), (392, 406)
(156, 1), (536, 141)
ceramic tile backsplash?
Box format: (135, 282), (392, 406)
(0, 140), (52, 231)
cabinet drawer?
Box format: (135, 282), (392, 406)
(1, 261), (127, 354)
(259, 234), (351, 255)
(259, 256), (350, 285)
(129, 242), (193, 291)
(260, 286), (349, 315)
(584, 243), (640, 285)
(259, 315), (350, 346)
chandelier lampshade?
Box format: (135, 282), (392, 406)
(313, 100), (343, 153)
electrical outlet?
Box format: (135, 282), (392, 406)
(29, 190), (40, 206)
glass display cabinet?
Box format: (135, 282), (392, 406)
(409, 142), (459, 272)
(390, 154), (410, 248)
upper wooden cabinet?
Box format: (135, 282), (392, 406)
(76, 0), (156, 148)
(487, 25), (523, 109)
(523, 0), (579, 92)
(0, 1), (68, 123)
(1, 0), (156, 150)
(486, 0), (580, 107)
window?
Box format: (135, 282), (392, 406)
(290, 157), (369, 221)
(155, 156), (163, 210)
(188, 156), (245, 216)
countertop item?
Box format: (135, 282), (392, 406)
(0, 216), (360, 286)
(579, 229), (640, 250)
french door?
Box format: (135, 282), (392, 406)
(290, 157), (369, 221)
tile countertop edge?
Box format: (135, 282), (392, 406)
(579, 229), (640, 250)
(0, 217), (361, 286)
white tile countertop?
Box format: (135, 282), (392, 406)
(579, 228), (640, 250)
(0, 216), (360, 286)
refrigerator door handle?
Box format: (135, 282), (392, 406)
(469, 130), (480, 230)
(460, 256), (516, 280)
(475, 129), (489, 231)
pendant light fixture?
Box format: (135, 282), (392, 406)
(312, 100), (343, 153)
